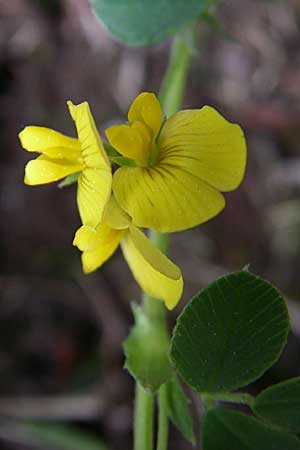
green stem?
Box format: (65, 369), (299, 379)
(156, 384), (169, 450)
(210, 392), (255, 408)
(159, 24), (194, 117)
(202, 392), (255, 413)
(133, 25), (194, 450)
(202, 395), (216, 412)
(134, 383), (154, 450)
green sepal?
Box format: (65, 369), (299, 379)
(201, 407), (300, 450)
(124, 304), (173, 393)
(58, 172), (80, 188)
(253, 377), (300, 433)
(103, 141), (136, 167)
(110, 156), (136, 167)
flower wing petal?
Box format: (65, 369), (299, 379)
(113, 165), (225, 232)
(128, 92), (162, 137)
(19, 126), (81, 160)
(25, 155), (82, 185)
(160, 106), (247, 191)
(68, 101), (112, 226)
(105, 123), (148, 165)
(121, 225), (183, 309)
(78, 223), (124, 274)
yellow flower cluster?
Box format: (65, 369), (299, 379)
(19, 93), (246, 309)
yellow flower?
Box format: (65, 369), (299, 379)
(73, 196), (183, 310)
(106, 92), (247, 233)
(19, 101), (112, 228)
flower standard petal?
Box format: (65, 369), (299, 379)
(67, 101), (110, 168)
(113, 165), (225, 232)
(74, 222), (125, 274)
(159, 106), (247, 191)
(24, 155), (83, 185)
(121, 225), (183, 309)
(77, 168), (112, 228)
(19, 126), (81, 160)
(67, 101), (112, 227)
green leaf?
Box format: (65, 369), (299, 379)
(253, 377), (300, 433)
(170, 271), (289, 394)
(124, 304), (173, 392)
(165, 376), (195, 445)
(201, 407), (300, 450)
(58, 172), (80, 188)
(22, 422), (109, 450)
(91, 0), (209, 47)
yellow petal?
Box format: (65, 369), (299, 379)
(128, 92), (163, 138)
(105, 123), (148, 165)
(67, 101), (112, 226)
(73, 225), (102, 252)
(67, 100), (111, 169)
(121, 226), (183, 309)
(103, 196), (131, 230)
(19, 126), (81, 160)
(159, 106), (247, 191)
(24, 155), (82, 185)
(78, 223), (124, 274)
(77, 168), (112, 227)
(113, 165), (225, 232)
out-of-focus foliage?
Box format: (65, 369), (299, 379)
(91, 0), (211, 46)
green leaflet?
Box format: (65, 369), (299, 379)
(254, 377), (300, 433)
(170, 271), (289, 394)
(201, 407), (300, 450)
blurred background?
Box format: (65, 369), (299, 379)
(1, 0), (300, 448)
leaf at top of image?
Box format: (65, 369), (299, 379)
(91, 0), (210, 47)
(170, 270), (289, 394)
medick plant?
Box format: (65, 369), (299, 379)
(18, 2), (300, 450)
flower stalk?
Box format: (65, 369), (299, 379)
(133, 25), (194, 450)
